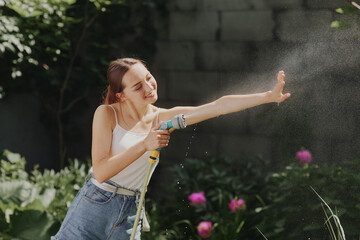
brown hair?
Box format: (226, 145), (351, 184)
(102, 58), (145, 105)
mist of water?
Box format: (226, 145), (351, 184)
(216, 36), (360, 162)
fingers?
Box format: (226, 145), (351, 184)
(280, 92), (291, 102)
(279, 80), (286, 93)
(277, 70), (285, 82)
(156, 129), (170, 135)
(156, 133), (170, 147)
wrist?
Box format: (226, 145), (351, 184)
(264, 91), (274, 103)
(140, 139), (148, 152)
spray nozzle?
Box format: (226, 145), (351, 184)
(159, 114), (187, 130)
(155, 114), (186, 152)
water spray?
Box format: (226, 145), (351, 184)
(130, 114), (187, 240)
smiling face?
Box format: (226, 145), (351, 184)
(118, 63), (158, 107)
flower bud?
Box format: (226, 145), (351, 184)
(188, 192), (206, 206)
(197, 221), (213, 238)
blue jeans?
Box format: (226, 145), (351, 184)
(51, 177), (143, 240)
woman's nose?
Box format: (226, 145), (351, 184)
(144, 80), (154, 91)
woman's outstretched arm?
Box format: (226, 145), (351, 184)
(159, 71), (291, 125)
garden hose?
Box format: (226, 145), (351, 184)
(130, 114), (186, 240)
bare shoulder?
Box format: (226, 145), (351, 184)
(93, 104), (115, 130)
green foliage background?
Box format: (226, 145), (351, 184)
(0, 150), (359, 239)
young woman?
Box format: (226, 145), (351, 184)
(52, 58), (291, 240)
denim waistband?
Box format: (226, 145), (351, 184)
(88, 172), (141, 196)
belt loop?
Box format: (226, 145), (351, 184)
(135, 190), (141, 208)
(84, 171), (92, 185)
(111, 185), (119, 198)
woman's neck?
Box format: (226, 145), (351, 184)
(118, 101), (151, 123)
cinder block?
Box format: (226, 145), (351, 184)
(306, 0), (347, 8)
(202, 0), (303, 10)
(266, 0), (303, 9)
(167, 0), (199, 11)
(277, 10), (333, 42)
(332, 139), (360, 163)
(198, 42), (252, 71)
(166, 71), (219, 102)
(202, 0), (252, 10)
(152, 41), (196, 70)
(219, 71), (275, 96)
(168, 0), (252, 11)
(169, 12), (219, 40)
(151, 71), (168, 100)
(218, 134), (272, 160)
(252, 41), (304, 73)
(221, 11), (275, 41)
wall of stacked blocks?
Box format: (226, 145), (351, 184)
(0, 0), (359, 191)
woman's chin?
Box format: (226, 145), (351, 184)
(146, 95), (158, 104)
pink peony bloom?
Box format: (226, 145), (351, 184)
(188, 192), (206, 206)
(229, 198), (246, 213)
(297, 147), (312, 164)
(197, 221), (213, 238)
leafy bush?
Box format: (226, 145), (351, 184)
(1, 148), (359, 240)
(258, 160), (360, 240)
(143, 155), (272, 240)
(0, 149), (90, 240)
(143, 156), (360, 240)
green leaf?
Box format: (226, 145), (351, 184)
(335, 8), (344, 14)
(0, 180), (33, 205)
(10, 209), (60, 240)
(236, 220), (245, 233)
(0, 209), (9, 232)
(330, 20), (348, 29)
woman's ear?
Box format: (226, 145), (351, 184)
(116, 92), (126, 102)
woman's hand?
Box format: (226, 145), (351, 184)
(142, 123), (170, 151)
(268, 70), (291, 103)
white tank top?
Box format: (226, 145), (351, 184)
(90, 104), (160, 191)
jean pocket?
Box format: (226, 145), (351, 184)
(82, 184), (114, 204)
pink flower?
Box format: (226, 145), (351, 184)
(197, 221), (213, 238)
(188, 192), (206, 206)
(229, 198), (246, 213)
(297, 147), (312, 164)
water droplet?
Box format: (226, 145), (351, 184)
(178, 186), (182, 189)
(177, 181), (179, 185)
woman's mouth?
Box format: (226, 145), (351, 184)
(145, 92), (155, 98)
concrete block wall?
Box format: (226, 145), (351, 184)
(150, 0), (360, 190)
